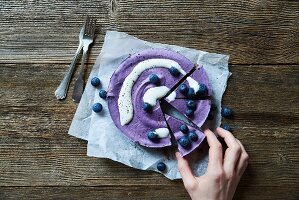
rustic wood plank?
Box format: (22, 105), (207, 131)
(0, 0), (298, 64)
(0, 186), (298, 200)
(0, 186), (190, 200)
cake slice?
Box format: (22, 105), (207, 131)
(164, 113), (205, 157)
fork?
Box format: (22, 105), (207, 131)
(72, 16), (96, 103)
(54, 25), (84, 100)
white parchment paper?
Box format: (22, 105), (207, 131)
(69, 31), (230, 180)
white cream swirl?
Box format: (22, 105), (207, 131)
(118, 58), (198, 125)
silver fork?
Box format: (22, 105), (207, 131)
(72, 16), (96, 103)
(54, 25), (84, 100)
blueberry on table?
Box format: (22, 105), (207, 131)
(179, 124), (189, 133)
(188, 131), (198, 141)
(92, 103), (103, 113)
(185, 109), (194, 117)
(149, 74), (160, 85)
(179, 83), (189, 95)
(147, 131), (159, 142)
(157, 162), (167, 172)
(178, 136), (191, 149)
(99, 89), (107, 99)
(186, 100), (196, 110)
(221, 107), (233, 118)
(143, 102), (152, 112)
(91, 77), (101, 87)
(197, 83), (208, 96)
(187, 88), (196, 98)
(221, 124), (233, 132)
(169, 67), (180, 77)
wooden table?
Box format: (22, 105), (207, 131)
(1, 1), (298, 199)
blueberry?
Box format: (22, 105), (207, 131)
(157, 162), (167, 172)
(143, 102), (152, 112)
(185, 109), (194, 117)
(187, 88), (196, 98)
(178, 136), (191, 149)
(221, 124), (233, 132)
(91, 77), (101, 87)
(207, 111), (214, 120)
(197, 83), (208, 95)
(169, 67), (180, 77)
(92, 103), (103, 113)
(149, 74), (160, 85)
(179, 83), (189, 95)
(180, 124), (189, 133)
(186, 100), (196, 110)
(147, 131), (159, 142)
(99, 89), (107, 99)
(188, 131), (198, 141)
(221, 107), (233, 118)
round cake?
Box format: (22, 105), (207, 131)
(107, 48), (212, 155)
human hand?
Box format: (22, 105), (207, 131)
(176, 127), (249, 200)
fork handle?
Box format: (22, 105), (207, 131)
(54, 45), (82, 100)
(72, 50), (88, 103)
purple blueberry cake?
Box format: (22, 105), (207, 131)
(107, 48), (212, 156)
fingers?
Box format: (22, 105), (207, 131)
(175, 152), (197, 189)
(235, 139), (249, 177)
(216, 127), (247, 178)
(204, 129), (223, 171)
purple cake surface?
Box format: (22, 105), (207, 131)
(165, 114), (206, 157)
(107, 48), (211, 152)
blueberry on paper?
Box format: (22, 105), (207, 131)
(143, 102), (152, 112)
(169, 67), (180, 77)
(147, 131), (159, 142)
(178, 136), (191, 149)
(186, 100), (196, 110)
(179, 83), (189, 95)
(188, 131), (198, 142)
(187, 88), (196, 98)
(221, 107), (233, 118)
(149, 74), (160, 85)
(185, 109), (194, 117)
(222, 124), (233, 132)
(91, 77), (101, 87)
(197, 83), (208, 96)
(99, 89), (107, 99)
(157, 162), (167, 172)
(179, 124), (189, 133)
(92, 103), (103, 113)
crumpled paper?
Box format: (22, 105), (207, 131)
(68, 31), (230, 180)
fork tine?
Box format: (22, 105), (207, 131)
(85, 17), (96, 37)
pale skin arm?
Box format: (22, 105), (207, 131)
(176, 127), (249, 200)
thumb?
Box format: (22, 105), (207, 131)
(176, 152), (196, 186)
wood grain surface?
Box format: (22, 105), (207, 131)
(0, 0), (298, 199)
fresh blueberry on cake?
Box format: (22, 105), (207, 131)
(179, 83), (188, 95)
(179, 124), (189, 133)
(149, 74), (160, 85)
(188, 131), (199, 142)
